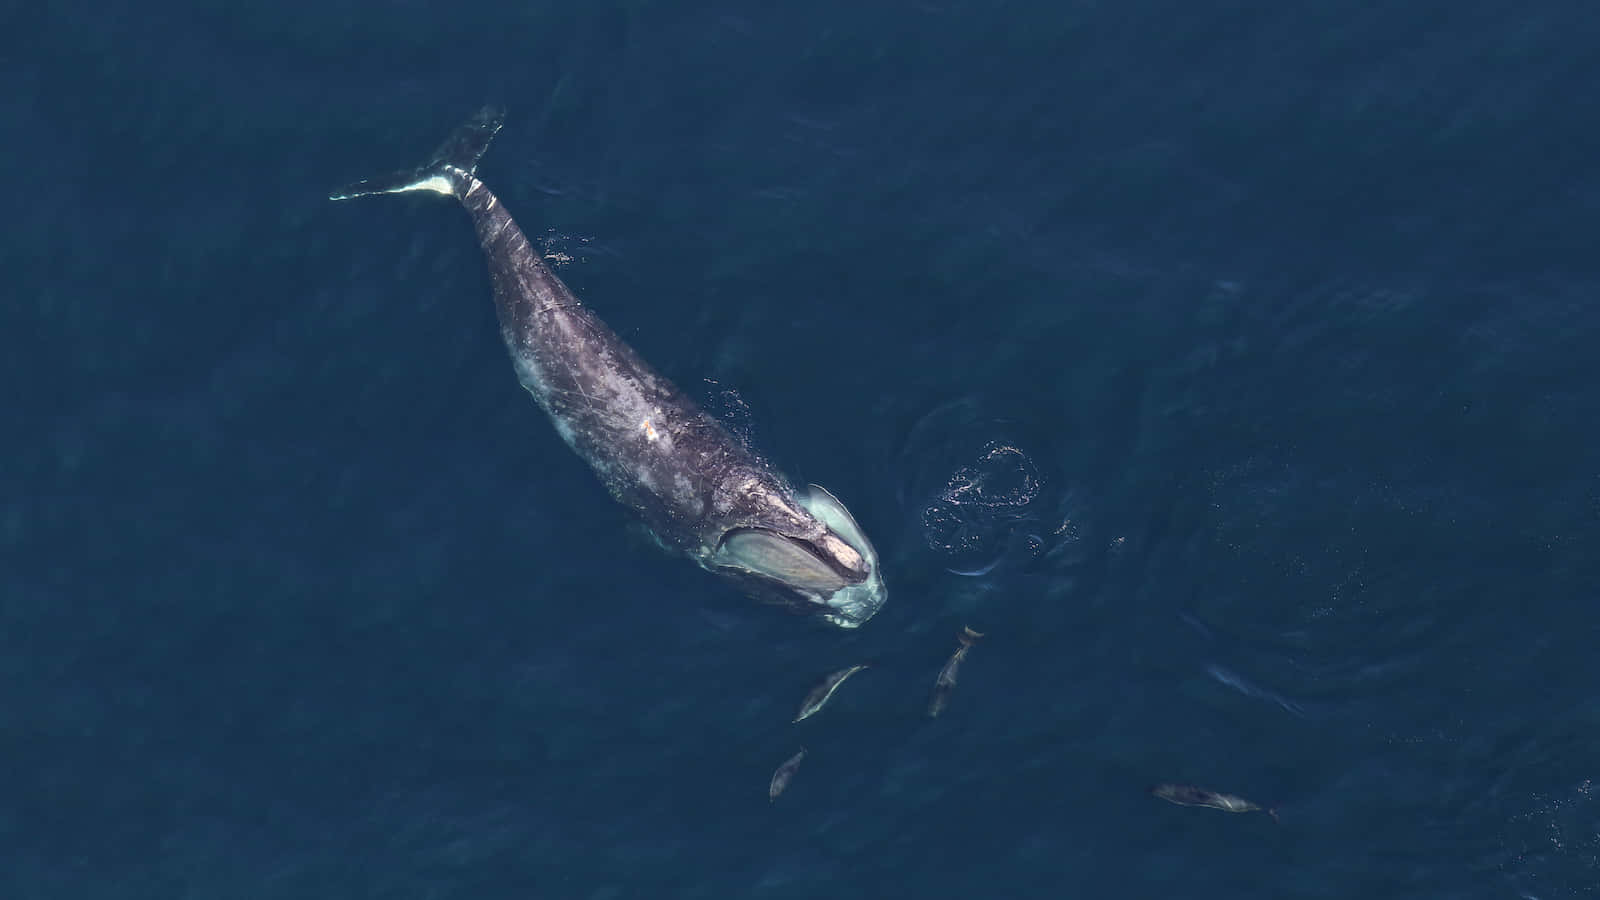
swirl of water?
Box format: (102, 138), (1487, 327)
(882, 397), (1092, 578)
(921, 441), (1048, 572)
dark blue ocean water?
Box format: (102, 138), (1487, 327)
(9, 0), (1600, 896)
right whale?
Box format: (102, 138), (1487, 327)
(330, 108), (887, 629)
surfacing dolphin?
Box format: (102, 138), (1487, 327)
(329, 107), (886, 628)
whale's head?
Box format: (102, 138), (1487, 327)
(709, 484), (887, 629)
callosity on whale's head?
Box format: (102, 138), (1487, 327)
(709, 484), (887, 629)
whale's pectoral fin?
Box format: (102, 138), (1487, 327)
(329, 105), (506, 202)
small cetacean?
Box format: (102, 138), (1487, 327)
(928, 626), (983, 717)
(1151, 783), (1279, 823)
(793, 664), (870, 723)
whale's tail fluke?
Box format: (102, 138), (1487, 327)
(329, 105), (506, 202)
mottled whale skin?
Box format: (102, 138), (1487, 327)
(330, 108), (886, 628)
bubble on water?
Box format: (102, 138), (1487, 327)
(887, 397), (1093, 578)
(921, 441), (1054, 575)
(537, 230), (598, 268)
(1500, 778), (1600, 897)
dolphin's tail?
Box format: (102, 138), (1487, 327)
(328, 105), (506, 202)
